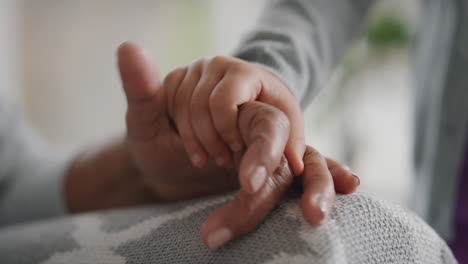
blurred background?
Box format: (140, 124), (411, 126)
(0, 0), (420, 206)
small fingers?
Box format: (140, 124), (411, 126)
(165, 65), (207, 167)
(164, 67), (187, 120)
(300, 146), (335, 226)
(210, 64), (261, 154)
(191, 60), (233, 167)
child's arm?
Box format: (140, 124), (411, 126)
(234, 0), (374, 108)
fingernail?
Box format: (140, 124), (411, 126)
(250, 166), (267, 193)
(319, 199), (329, 215)
(191, 153), (204, 167)
(352, 173), (360, 186)
(207, 228), (232, 250)
(343, 165), (352, 172)
(313, 194), (330, 224)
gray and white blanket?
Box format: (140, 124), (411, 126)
(0, 193), (456, 264)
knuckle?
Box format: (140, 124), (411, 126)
(199, 56), (210, 64)
(268, 157), (293, 188)
(249, 104), (289, 131)
(305, 146), (320, 158)
(306, 172), (325, 182)
(251, 128), (270, 144)
(274, 156), (291, 176)
(209, 55), (229, 68)
(304, 146), (326, 166)
(270, 168), (293, 192)
(193, 57), (209, 68)
(164, 67), (186, 87)
(273, 109), (290, 131)
(228, 63), (250, 75)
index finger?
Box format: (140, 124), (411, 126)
(300, 146), (335, 226)
(237, 101), (290, 194)
(260, 70), (305, 176)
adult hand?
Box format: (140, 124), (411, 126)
(117, 42), (360, 249)
(200, 102), (359, 249)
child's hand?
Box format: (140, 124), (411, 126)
(163, 56), (305, 192)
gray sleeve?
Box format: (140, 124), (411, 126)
(233, 0), (375, 108)
(0, 101), (74, 227)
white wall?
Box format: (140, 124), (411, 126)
(17, 0), (264, 149)
(0, 0), (21, 101)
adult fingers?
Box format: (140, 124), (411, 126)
(201, 156), (292, 250)
(326, 157), (360, 194)
(210, 65), (305, 176)
(117, 42), (164, 141)
(259, 71), (306, 176)
(299, 146), (335, 226)
(237, 101), (290, 194)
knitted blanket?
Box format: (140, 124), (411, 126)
(0, 192), (456, 264)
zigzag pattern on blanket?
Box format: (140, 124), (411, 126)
(0, 193), (456, 264)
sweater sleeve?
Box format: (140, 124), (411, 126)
(233, 0), (375, 109)
(0, 101), (74, 227)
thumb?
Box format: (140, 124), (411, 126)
(118, 42), (161, 108)
(117, 42), (165, 140)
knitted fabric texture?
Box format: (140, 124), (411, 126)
(0, 192), (456, 263)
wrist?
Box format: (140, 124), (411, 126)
(65, 137), (156, 213)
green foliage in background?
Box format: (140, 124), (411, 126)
(366, 15), (410, 48)
(337, 14), (411, 94)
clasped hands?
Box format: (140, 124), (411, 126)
(83, 43), (359, 250)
